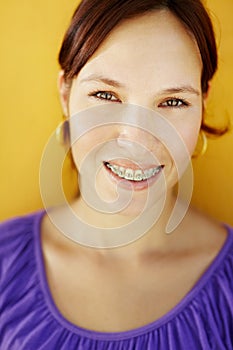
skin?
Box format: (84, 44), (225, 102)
(63, 11), (203, 206)
(41, 9), (228, 332)
(58, 9), (204, 246)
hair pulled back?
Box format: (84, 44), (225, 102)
(59, 0), (228, 135)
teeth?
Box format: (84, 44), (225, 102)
(118, 167), (125, 178)
(105, 162), (163, 182)
(124, 169), (134, 180)
(134, 170), (143, 181)
(153, 166), (161, 175)
(111, 165), (119, 174)
(144, 169), (153, 179)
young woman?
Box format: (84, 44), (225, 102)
(1, 0), (232, 349)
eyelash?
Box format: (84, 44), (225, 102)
(88, 90), (120, 103)
(159, 97), (190, 108)
(88, 90), (190, 108)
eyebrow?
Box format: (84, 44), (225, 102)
(160, 87), (200, 96)
(80, 74), (125, 88)
(80, 74), (201, 96)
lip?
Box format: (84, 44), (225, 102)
(103, 161), (164, 191)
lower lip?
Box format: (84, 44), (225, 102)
(103, 164), (164, 191)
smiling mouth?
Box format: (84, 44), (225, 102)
(104, 161), (164, 182)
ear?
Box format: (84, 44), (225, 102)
(58, 70), (71, 117)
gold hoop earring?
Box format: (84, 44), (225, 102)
(56, 119), (70, 146)
(56, 121), (64, 145)
(192, 130), (208, 158)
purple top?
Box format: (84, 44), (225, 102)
(0, 211), (233, 350)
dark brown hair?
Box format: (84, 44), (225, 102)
(58, 0), (228, 135)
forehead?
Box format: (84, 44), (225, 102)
(77, 10), (202, 89)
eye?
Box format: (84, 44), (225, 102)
(159, 98), (189, 108)
(89, 91), (121, 102)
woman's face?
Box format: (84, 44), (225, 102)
(59, 9), (204, 215)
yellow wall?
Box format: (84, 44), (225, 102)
(192, 0), (233, 224)
(0, 0), (79, 220)
(0, 1), (232, 224)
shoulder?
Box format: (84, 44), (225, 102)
(0, 210), (43, 243)
(180, 208), (233, 295)
(177, 212), (233, 346)
(188, 214), (233, 312)
(197, 224), (233, 346)
(182, 207), (233, 258)
(0, 210), (45, 274)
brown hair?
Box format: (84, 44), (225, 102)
(58, 0), (228, 136)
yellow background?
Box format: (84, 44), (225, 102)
(0, 1), (232, 224)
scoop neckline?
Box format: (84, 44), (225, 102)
(34, 210), (233, 341)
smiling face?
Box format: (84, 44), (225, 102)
(59, 9), (204, 216)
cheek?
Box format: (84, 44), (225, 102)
(70, 126), (116, 169)
(169, 112), (202, 156)
(180, 126), (201, 156)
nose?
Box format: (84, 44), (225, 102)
(116, 124), (155, 161)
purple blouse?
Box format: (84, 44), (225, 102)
(0, 210), (233, 350)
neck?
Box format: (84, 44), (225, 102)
(69, 190), (186, 259)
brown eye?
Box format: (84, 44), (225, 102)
(160, 98), (188, 108)
(95, 91), (119, 101)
